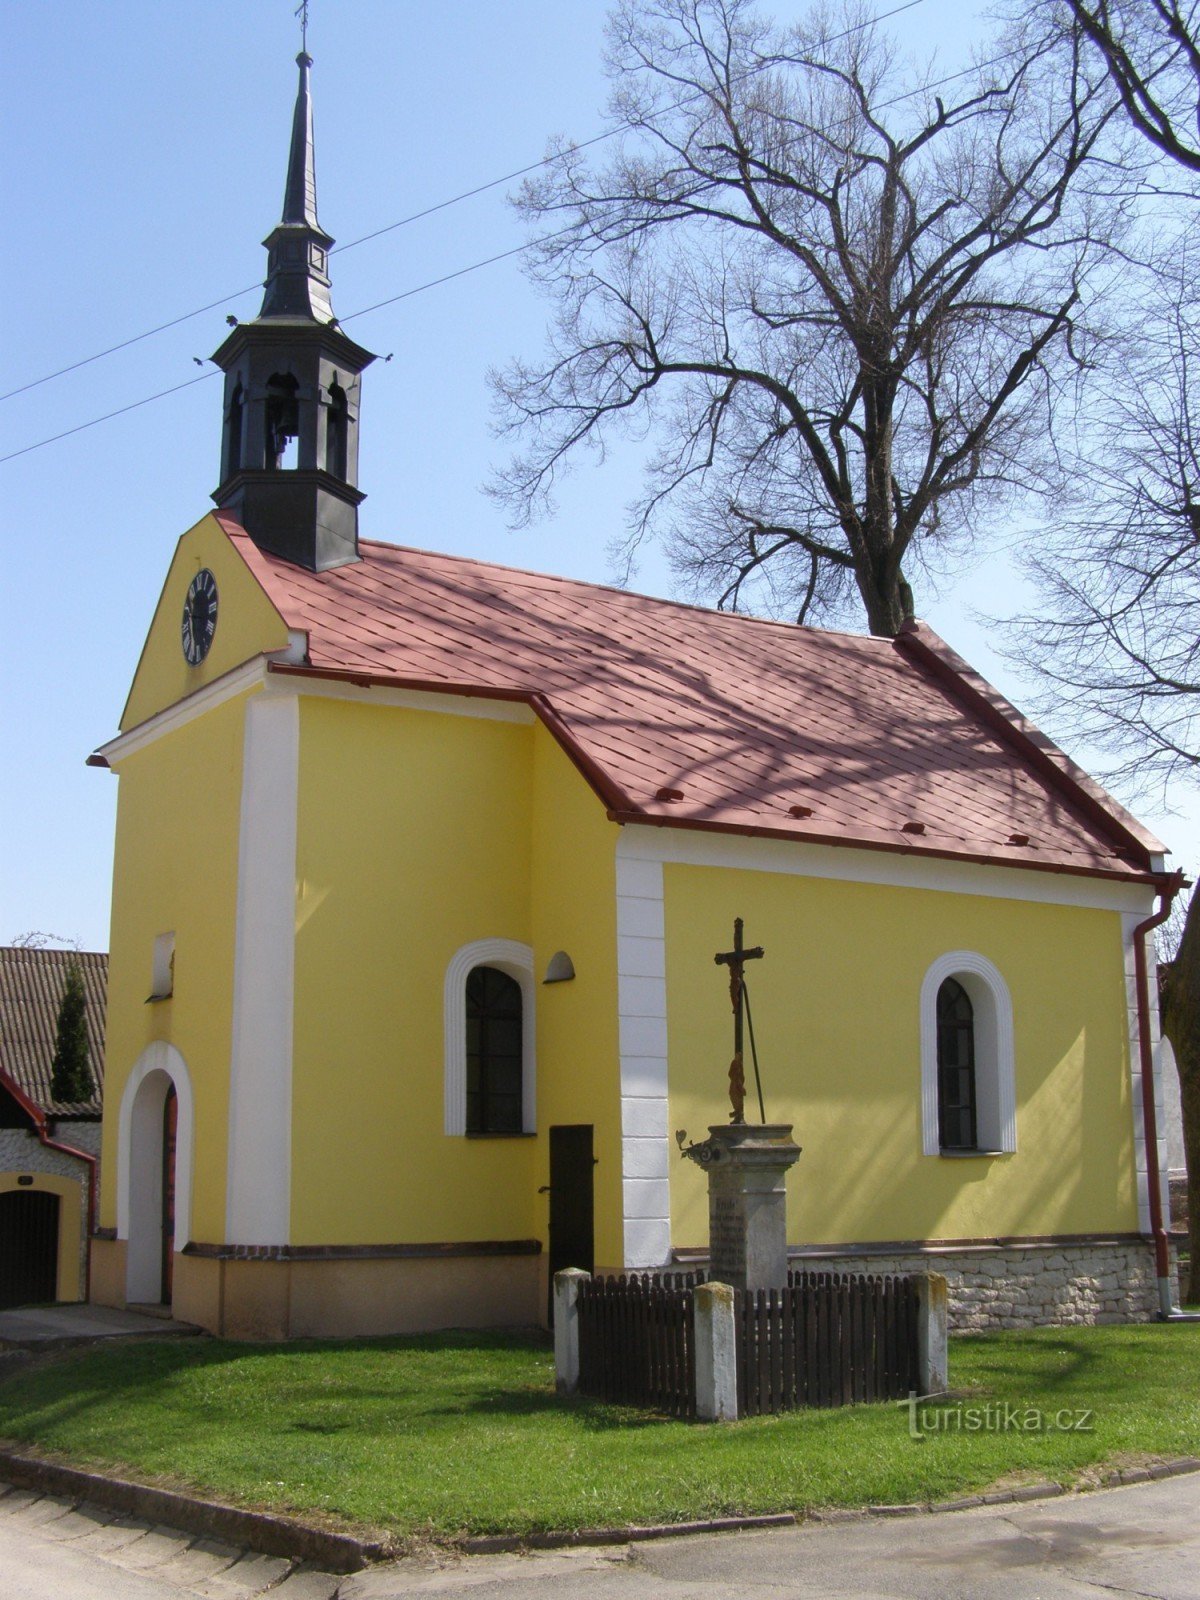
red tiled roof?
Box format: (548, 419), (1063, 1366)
(221, 522), (1164, 882)
(0, 947), (106, 1116)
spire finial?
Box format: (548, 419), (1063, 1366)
(255, 37), (334, 321)
(296, 0), (309, 55)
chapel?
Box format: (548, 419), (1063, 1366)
(89, 50), (1181, 1340)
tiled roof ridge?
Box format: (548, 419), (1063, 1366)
(1, 947), (108, 960)
(230, 524), (891, 650)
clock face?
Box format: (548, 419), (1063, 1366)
(181, 569), (219, 665)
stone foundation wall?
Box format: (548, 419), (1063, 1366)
(783, 1238), (1176, 1330)
(1170, 1174), (1189, 1233)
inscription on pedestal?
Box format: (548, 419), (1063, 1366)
(710, 1194), (747, 1286)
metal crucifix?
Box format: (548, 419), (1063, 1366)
(714, 918), (765, 1123)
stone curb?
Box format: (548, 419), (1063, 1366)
(2, 1448), (1198, 1572)
(459, 1511), (796, 1555)
(0, 1450), (390, 1574)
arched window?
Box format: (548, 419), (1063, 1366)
(919, 951), (1016, 1157)
(326, 380), (349, 480)
(444, 939), (536, 1136)
(264, 373), (300, 469)
(466, 966), (523, 1133)
(936, 978), (977, 1151)
(225, 381), (244, 475)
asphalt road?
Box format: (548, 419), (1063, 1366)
(1, 1475), (1198, 1600)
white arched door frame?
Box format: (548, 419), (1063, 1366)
(116, 1041), (195, 1303)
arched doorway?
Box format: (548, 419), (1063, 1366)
(118, 1043), (194, 1308)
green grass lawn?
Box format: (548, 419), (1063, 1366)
(1, 1324), (1198, 1541)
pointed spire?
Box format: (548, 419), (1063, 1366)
(210, 38), (375, 572)
(281, 51), (321, 230)
(258, 51), (335, 323)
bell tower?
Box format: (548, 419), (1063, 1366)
(210, 51), (375, 572)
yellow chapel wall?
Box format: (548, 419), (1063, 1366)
(529, 723), (623, 1271)
(99, 692), (248, 1245)
(289, 699), (626, 1260)
(290, 695), (539, 1244)
(663, 865), (1137, 1250)
(121, 512), (289, 732)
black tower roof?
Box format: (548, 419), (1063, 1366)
(209, 51), (375, 573)
(258, 51), (337, 323)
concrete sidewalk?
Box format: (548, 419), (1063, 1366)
(340, 1474), (1200, 1599)
(0, 1303), (199, 1348)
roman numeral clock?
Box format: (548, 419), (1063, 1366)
(181, 568), (218, 665)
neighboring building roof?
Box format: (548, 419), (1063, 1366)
(0, 947), (106, 1116)
(224, 521), (1164, 883)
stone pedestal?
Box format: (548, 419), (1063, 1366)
(701, 1122), (801, 1292)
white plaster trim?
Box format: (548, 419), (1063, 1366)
(261, 673), (535, 724)
(225, 694), (298, 1245)
(617, 822), (1155, 916)
(97, 664), (534, 769)
(919, 951), (1016, 1157)
(616, 841), (671, 1269)
(115, 1042), (194, 1302)
(96, 659), (269, 764)
(1122, 911), (1170, 1233)
(443, 939), (536, 1136)
(272, 630), (309, 665)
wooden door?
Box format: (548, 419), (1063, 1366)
(547, 1125), (595, 1319)
(0, 1189), (60, 1308)
(161, 1086), (177, 1304)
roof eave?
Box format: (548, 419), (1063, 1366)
(893, 622), (1166, 871)
(266, 661), (1165, 887)
(605, 807), (1167, 888)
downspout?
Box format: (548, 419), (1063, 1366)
(1133, 870), (1186, 1319)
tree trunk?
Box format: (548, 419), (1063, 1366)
(1161, 885), (1200, 1304)
(856, 560), (915, 638)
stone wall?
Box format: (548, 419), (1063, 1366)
(0, 1127), (88, 1184)
(783, 1238), (1175, 1330)
(0, 1126), (93, 1300)
(54, 1119), (102, 1158)
(1170, 1174), (1190, 1232)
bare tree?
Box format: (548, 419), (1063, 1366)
(1064, 1), (1200, 176)
(1019, 237), (1200, 790)
(492, 0), (1126, 635)
(1022, 0), (1200, 1300)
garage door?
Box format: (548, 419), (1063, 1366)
(0, 1189), (60, 1308)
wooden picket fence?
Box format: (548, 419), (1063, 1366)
(737, 1271), (919, 1416)
(575, 1271), (704, 1418)
(574, 1269), (918, 1418)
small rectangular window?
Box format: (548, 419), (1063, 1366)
(147, 932), (175, 1003)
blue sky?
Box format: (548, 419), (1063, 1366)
(3, 0), (1195, 952)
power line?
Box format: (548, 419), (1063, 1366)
(0, 239), (542, 464)
(0, 372), (219, 466)
(0, 0), (929, 407)
(10, 1), (1055, 469)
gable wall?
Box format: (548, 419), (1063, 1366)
(122, 514), (289, 732)
(662, 863), (1138, 1249)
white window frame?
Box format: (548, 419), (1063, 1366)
(920, 950), (1016, 1156)
(444, 938), (536, 1136)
